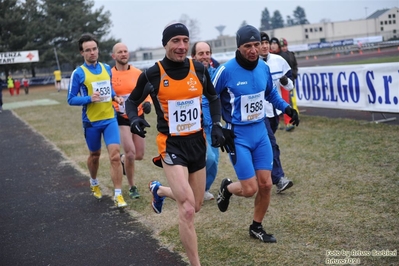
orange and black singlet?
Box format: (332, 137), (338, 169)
(157, 59), (203, 136)
(111, 65), (143, 118)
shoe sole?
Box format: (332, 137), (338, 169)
(249, 231), (277, 243)
(151, 202), (162, 214)
(217, 179), (232, 212)
(93, 194), (102, 200)
(277, 181), (293, 194)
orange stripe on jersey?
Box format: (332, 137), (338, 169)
(157, 59), (203, 136)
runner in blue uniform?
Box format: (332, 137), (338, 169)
(212, 25), (299, 243)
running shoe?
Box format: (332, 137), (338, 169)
(249, 225), (277, 243)
(285, 124), (295, 131)
(204, 191), (215, 201)
(114, 194), (127, 208)
(149, 181), (165, 214)
(217, 178), (232, 212)
(90, 185), (102, 200)
(129, 186), (140, 199)
(276, 177), (293, 194)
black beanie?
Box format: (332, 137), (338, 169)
(236, 25), (261, 48)
(260, 32), (269, 42)
(270, 37), (281, 48)
(162, 23), (189, 46)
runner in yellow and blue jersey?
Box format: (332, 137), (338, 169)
(67, 33), (127, 208)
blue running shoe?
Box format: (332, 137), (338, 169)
(149, 181), (165, 214)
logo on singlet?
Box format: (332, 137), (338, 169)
(187, 78), (198, 91)
(163, 79), (169, 87)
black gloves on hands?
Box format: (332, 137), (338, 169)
(221, 128), (235, 153)
(284, 106), (300, 126)
(142, 101), (151, 114)
(279, 75), (288, 86)
(130, 117), (150, 138)
(211, 123), (225, 148)
(221, 128), (237, 165)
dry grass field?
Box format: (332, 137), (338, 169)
(3, 85), (398, 266)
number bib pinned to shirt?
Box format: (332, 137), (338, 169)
(92, 80), (112, 102)
(168, 97), (201, 135)
(240, 91), (265, 122)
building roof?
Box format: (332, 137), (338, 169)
(367, 9), (389, 19)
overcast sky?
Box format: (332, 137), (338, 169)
(93, 0), (398, 51)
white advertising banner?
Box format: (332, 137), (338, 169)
(295, 63), (399, 113)
(0, 50), (40, 64)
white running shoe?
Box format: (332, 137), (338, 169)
(204, 191), (215, 201)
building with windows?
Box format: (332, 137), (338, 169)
(130, 7), (398, 69)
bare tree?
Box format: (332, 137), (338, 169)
(179, 14), (200, 42)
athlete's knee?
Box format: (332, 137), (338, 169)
(109, 151), (121, 164)
(242, 186), (257, 197)
(89, 150), (101, 161)
(240, 178), (260, 197)
(258, 176), (273, 192)
(180, 201), (196, 221)
(125, 151), (136, 162)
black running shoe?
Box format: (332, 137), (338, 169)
(249, 225), (277, 243)
(217, 178), (232, 212)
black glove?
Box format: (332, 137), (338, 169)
(211, 123), (225, 148)
(279, 75), (288, 86)
(285, 106), (300, 126)
(130, 117), (150, 138)
(221, 128), (237, 165)
(142, 101), (151, 114)
(221, 128), (235, 153)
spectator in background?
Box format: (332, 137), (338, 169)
(280, 38), (298, 82)
(14, 79), (21, 95)
(7, 75), (14, 96)
(259, 32), (294, 193)
(191, 41), (219, 201)
(22, 76), (29, 94)
(53, 69), (62, 92)
(270, 37), (298, 131)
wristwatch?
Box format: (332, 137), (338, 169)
(213, 122), (223, 128)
